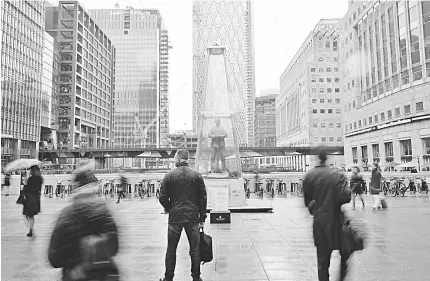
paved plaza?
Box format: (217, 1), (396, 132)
(1, 193), (430, 281)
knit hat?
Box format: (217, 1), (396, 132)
(74, 169), (98, 188)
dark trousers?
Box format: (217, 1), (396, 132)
(165, 222), (200, 281)
(317, 247), (349, 281)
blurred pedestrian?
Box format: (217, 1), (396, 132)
(22, 165), (43, 237)
(371, 162), (382, 211)
(350, 166), (365, 210)
(159, 149), (207, 281)
(303, 147), (352, 281)
(116, 174), (127, 203)
(2, 172), (11, 196)
(48, 169), (120, 281)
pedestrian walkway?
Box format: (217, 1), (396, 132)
(1, 195), (430, 281)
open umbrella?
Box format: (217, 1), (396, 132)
(382, 162), (400, 170)
(4, 159), (41, 173)
(396, 161), (418, 169)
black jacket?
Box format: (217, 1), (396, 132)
(23, 175), (43, 217)
(303, 164), (351, 251)
(159, 162), (207, 224)
(350, 174), (365, 193)
(48, 192), (119, 280)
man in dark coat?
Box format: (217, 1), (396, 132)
(48, 169), (119, 281)
(159, 149), (207, 281)
(371, 162), (382, 210)
(303, 147), (351, 281)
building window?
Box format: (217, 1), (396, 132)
(319, 57), (324, 62)
(334, 67), (339, 72)
(336, 123), (341, 128)
(327, 88), (332, 93)
(424, 138), (430, 155)
(321, 137), (327, 142)
(312, 109), (318, 114)
(423, 1), (430, 38)
(358, 120), (362, 127)
(361, 145), (368, 159)
(335, 98), (340, 104)
(352, 147), (358, 160)
(328, 98), (333, 103)
(335, 78), (340, 83)
(372, 144), (380, 158)
(312, 78), (317, 83)
(326, 68), (332, 72)
(320, 99), (325, 103)
(388, 110), (392, 119)
(329, 123), (334, 128)
(319, 88), (325, 93)
(319, 78), (324, 83)
(337, 137), (342, 142)
(319, 68), (324, 72)
(404, 104), (411, 114)
(312, 88), (317, 93)
(313, 122), (318, 128)
(416, 101), (424, 111)
(336, 109), (341, 114)
(354, 122), (357, 129)
(395, 107), (401, 117)
(374, 114), (379, 123)
(311, 68), (316, 72)
(369, 116), (373, 124)
(412, 65), (422, 81)
(401, 70), (409, 85)
(329, 137), (334, 142)
(320, 109), (325, 113)
(385, 142), (394, 158)
(328, 109), (333, 114)
(321, 123), (326, 128)
(327, 78), (332, 83)
(400, 139), (412, 156)
(335, 88), (340, 93)
(381, 112), (385, 121)
(312, 99), (317, 103)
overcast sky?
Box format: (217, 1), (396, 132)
(66, 0), (348, 132)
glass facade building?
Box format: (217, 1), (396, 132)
(41, 32), (60, 150)
(45, 1), (116, 151)
(1, 0), (45, 165)
(342, 1), (430, 168)
(193, 0), (256, 146)
(89, 8), (171, 149)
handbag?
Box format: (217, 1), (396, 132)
(199, 228), (213, 264)
(16, 191), (25, 205)
(340, 214), (366, 256)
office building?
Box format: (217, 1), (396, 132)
(342, 1), (430, 169)
(276, 19), (343, 148)
(90, 8), (170, 149)
(40, 32), (60, 152)
(255, 89), (278, 147)
(193, 0), (256, 146)
(1, 0), (45, 165)
(45, 1), (116, 151)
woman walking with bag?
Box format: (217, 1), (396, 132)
(48, 168), (120, 281)
(22, 165), (43, 237)
(371, 162), (382, 211)
(350, 166), (365, 210)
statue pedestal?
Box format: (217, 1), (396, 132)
(204, 177), (245, 210)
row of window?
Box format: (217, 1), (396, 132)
(317, 57), (339, 62)
(311, 77), (340, 83)
(312, 108), (342, 114)
(312, 98), (341, 104)
(311, 67), (339, 73)
(346, 102), (425, 133)
(313, 122), (342, 128)
(311, 88), (340, 93)
(313, 136), (343, 143)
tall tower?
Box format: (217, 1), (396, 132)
(89, 8), (171, 149)
(193, 0), (255, 147)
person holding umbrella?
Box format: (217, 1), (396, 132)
(22, 165), (43, 237)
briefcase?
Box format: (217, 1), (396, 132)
(199, 228), (213, 264)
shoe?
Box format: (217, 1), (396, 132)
(116, 201), (120, 203)
(5, 194), (9, 196)
(193, 278), (203, 281)
(26, 231), (33, 237)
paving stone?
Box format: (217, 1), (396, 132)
(2, 195), (430, 281)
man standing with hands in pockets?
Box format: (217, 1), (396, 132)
(159, 149), (208, 281)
